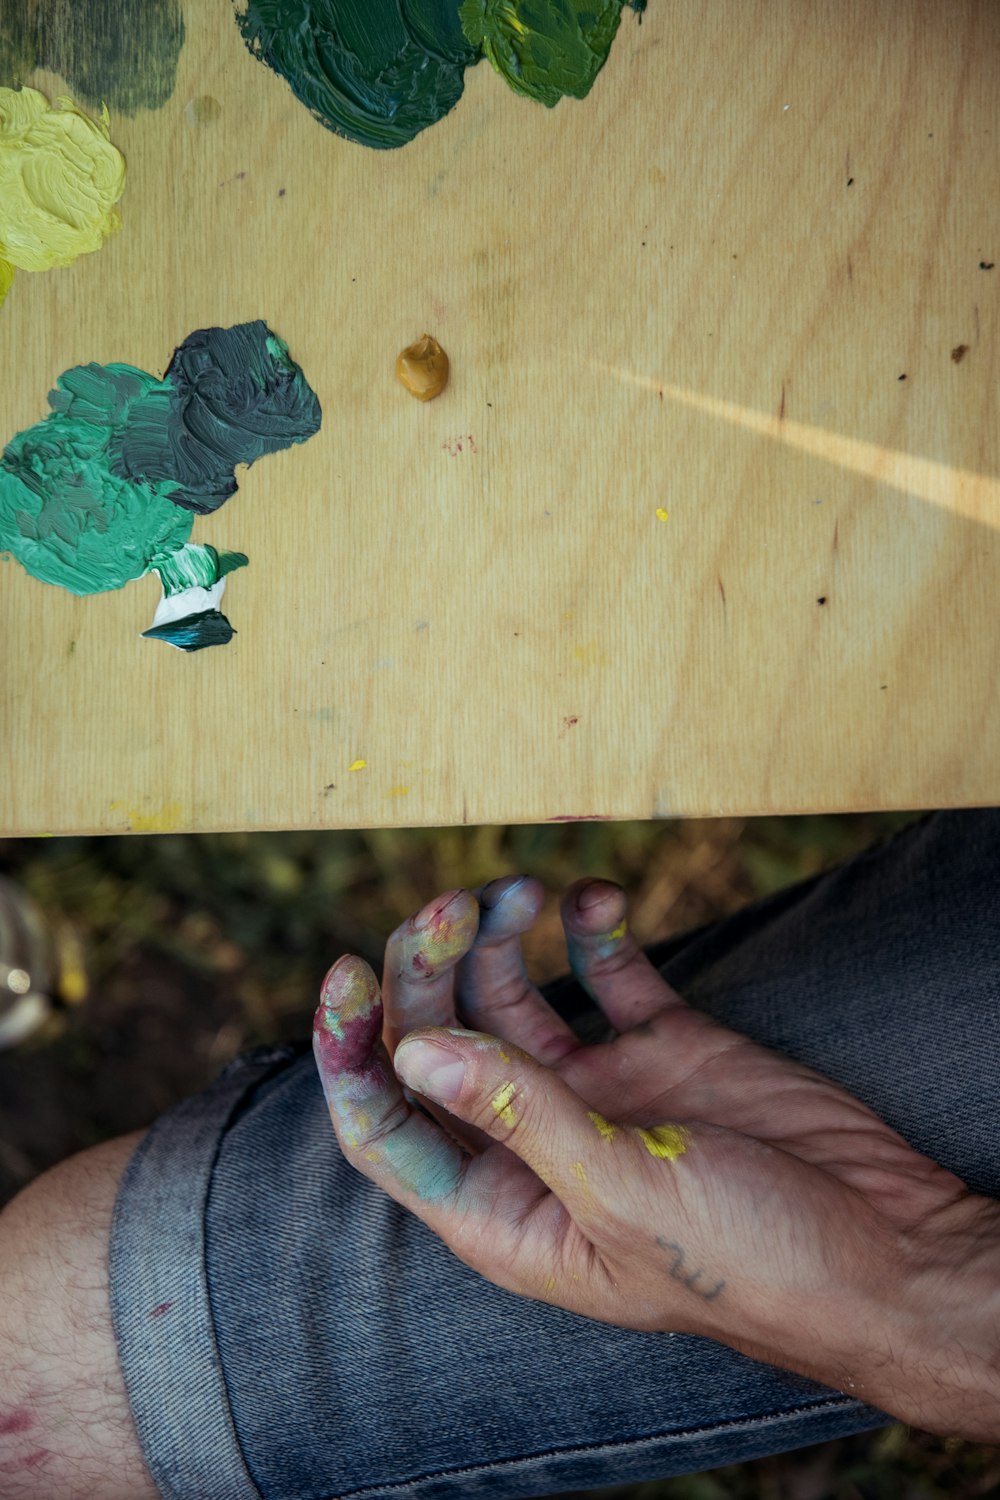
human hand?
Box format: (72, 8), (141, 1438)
(313, 878), (1000, 1441)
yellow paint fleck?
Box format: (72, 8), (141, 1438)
(364, 1150), (380, 1163)
(349, 759), (367, 771)
(0, 258), (13, 308)
(572, 1161), (588, 1185)
(109, 800), (184, 833)
(490, 1081), (517, 1126)
(498, 1048), (510, 1062)
(573, 640), (609, 667)
(0, 88), (125, 275)
(387, 785), (410, 798)
(544, 1276), (557, 1292)
(607, 918), (627, 942)
(655, 507), (669, 522)
(587, 1110), (618, 1142)
(635, 1123), (690, 1160)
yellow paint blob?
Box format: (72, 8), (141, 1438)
(491, 1081), (517, 1126)
(571, 1160), (588, 1186)
(396, 333), (449, 401)
(544, 1275), (557, 1292)
(587, 1110), (618, 1142)
(607, 918), (627, 942)
(0, 88), (125, 274)
(635, 1123), (690, 1161)
(656, 507), (669, 522)
(349, 759), (367, 771)
(387, 784), (410, 798)
(110, 800), (184, 833)
(0, 258), (13, 308)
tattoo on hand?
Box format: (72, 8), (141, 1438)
(655, 1236), (725, 1301)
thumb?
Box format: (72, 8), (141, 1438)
(393, 1026), (641, 1212)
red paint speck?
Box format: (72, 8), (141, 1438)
(410, 951), (431, 975)
(443, 434), (477, 457)
(0, 1411), (34, 1436)
(563, 716), (579, 728)
(149, 1302), (174, 1319)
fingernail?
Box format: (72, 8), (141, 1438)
(575, 880), (615, 912)
(414, 890), (465, 931)
(395, 1039), (466, 1103)
(480, 875), (525, 910)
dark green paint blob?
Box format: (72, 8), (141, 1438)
(234, 0), (645, 148)
(113, 322), (323, 513)
(0, 0), (185, 115)
(0, 322), (320, 614)
(142, 609), (236, 651)
(459, 0), (626, 107)
(235, 0), (480, 149)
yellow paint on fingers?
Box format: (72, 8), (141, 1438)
(0, 89), (125, 273)
(587, 1110), (618, 1141)
(635, 1123), (690, 1161)
(490, 1081), (517, 1125)
(0, 259), (13, 308)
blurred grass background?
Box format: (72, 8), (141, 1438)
(1, 809), (997, 1496)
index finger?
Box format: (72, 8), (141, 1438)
(313, 954), (561, 1284)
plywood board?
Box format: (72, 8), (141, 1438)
(1, 0), (998, 833)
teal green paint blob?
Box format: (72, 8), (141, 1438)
(0, 322), (321, 650)
(459, 0), (628, 107)
(235, 0), (480, 151)
(0, 393), (193, 594)
(0, 1), (185, 115)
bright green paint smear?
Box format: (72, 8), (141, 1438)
(236, 0), (479, 150)
(459, 0), (635, 106)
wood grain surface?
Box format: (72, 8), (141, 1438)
(2, 0), (998, 834)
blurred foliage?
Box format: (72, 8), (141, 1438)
(2, 809), (997, 1494)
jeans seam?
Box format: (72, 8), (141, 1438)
(302, 1396), (876, 1500)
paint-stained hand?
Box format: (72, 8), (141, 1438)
(313, 881), (1000, 1441)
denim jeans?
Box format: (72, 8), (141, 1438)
(109, 809), (1000, 1500)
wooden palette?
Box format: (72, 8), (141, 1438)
(2, 0), (998, 834)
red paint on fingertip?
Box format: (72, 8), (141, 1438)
(0, 1411), (34, 1436)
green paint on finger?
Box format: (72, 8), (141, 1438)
(381, 1126), (463, 1204)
